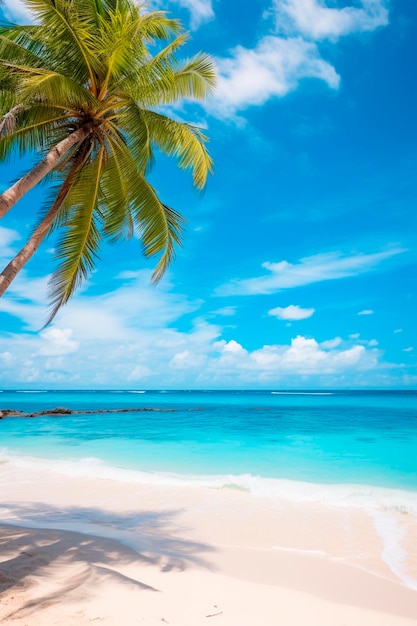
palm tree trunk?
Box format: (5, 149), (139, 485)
(0, 179), (73, 298)
(0, 124), (93, 220)
(0, 104), (25, 137)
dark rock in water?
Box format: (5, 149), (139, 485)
(0, 409), (23, 418)
(32, 407), (74, 416)
(0, 406), (178, 418)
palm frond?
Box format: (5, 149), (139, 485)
(47, 145), (105, 320)
(11, 65), (99, 109)
(140, 109), (213, 189)
(171, 53), (217, 102)
(129, 173), (186, 282)
(25, 0), (100, 91)
(116, 102), (154, 173)
(99, 130), (134, 241)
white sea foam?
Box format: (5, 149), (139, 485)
(16, 390), (48, 393)
(271, 392), (333, 395)
(1, 449), (416, 515)
(371, 510), (417, 591)
(128, 391), (146, 394)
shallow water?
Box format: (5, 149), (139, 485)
(1, 390), (416, 500)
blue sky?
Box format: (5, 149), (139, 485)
(0, 0), (415, 389)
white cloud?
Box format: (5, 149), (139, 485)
(0, 351), (14, 363)
(394, 329), (403, 333)
(211, 36), (339, 117)
(172, 0), (214, 28)
(212, 306), (237, 317)
(205, 0), (389, 118)
(273, 0), (389, 41)
(268, 304), (315, 320)
(0, 226), (21, 259)
(213, 334), (378, 377)
(403, 347), (414, 353)
(39, 328), (79, 356)
(1, 0), (35, 22)
(127, 364), (152, 381)
(0, 266), (384, 386)
(358, 309), (374, 315)
(170, 349), (207, 370)
(216, 248), (406, 296)
(222, 339), (245, 353)
(150, 0), (213, 29)
(320, 337), (342, 349)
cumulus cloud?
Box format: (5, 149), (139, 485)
(211, 36), (339, 118)
(206, 0), (389, 118)
(358, 309), (374, 315)
(127, 364), (152, 381)
(39, 328), (79, 356)
(222, 339), (245, 353)
(273, 0), (389, 41)
(211, 334), (378, 377)
(0, 263), (384, 387)
(216, 248), (406, 296)
(269, 304), (315, 320)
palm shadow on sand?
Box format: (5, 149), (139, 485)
(0, 503), (216, 620)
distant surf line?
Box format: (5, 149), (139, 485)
(271, 392), (334, 396)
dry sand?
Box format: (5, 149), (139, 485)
(1, 463), (417, 625)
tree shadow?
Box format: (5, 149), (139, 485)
(0, 502), (216, 620)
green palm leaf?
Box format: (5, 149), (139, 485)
(47, 145), (105, 320)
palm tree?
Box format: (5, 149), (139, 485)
(0, 0), (215, 321)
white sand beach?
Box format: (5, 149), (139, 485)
(1, 462), (417, 626)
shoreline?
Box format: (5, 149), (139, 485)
(2, 447), (417, 507)
(1, 463), (417, 625)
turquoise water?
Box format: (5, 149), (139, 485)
(1, 390), (416, 494)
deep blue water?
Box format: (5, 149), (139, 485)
(1, 389), (416, 491)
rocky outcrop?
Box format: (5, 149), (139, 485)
(0, 406), (177, 419)
(0, 409), (22, 418)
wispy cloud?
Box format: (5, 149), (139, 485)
(268, 304), (315, 320)
(150, 0), (214, 29)
(211, 306), (237, 317)
(171, 0), (214, 29)
(215, 248), (407, 296)
(0, 226), (21, 259)
(273, 0), (389, 41)
(358, 309), (374, 315)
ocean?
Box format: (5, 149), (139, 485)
(1, 389), (416, 511)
